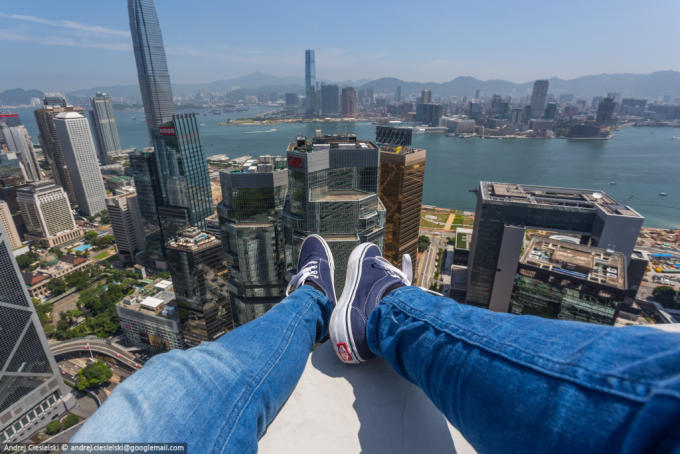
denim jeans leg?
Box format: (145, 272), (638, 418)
(366, 286), (680, 453)
(71, 286), (332, 454)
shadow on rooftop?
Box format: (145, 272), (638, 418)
(311, 342), (457, 454)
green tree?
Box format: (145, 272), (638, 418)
(418, 235), (431, 252)
(62, 414), (80, 429)
(16, 251), (39, 269)
(46, 278), (67, 296)
(99, 209), (110, 224)
(66, 270), (90, 290)
(94, 234), (115, 248)
(45, 420), (62, 435)
(85, 230), (98, 243)
(447, 237), (456, 245)
(76, 360), (113, 391)
(49, 247), (64, 259)
(653, 286), (678, 307)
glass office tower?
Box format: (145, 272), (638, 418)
(305, 50), (316, 116)
(154, 114), (213, 235)
(283, 133), (385, 289)
(217, 166), (288, 326)
(0, 223), (70, 443)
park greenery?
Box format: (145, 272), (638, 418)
(653, 286), (678, 308)
(76, 360), (113, 391)
(44, 413), (80, 436)
(418, 235), (431, 252)
(16, 251), (39, 270)
(45, 420), (62, 435)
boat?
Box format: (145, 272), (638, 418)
(672, 136), (680, 140)
(609, 181), (616, 185)
(131, 116), (136, 120)
(660, 192), (668, 196)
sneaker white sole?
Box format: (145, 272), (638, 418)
(329, 243), (374, 364)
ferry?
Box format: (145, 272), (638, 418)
(609, 181), (616, 185)
(659, 192), (668, 197)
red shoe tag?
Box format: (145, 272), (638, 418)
(336, 343), (353, 362)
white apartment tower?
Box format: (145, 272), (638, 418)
(16, 182), (83, 247)
(54, 112), (107, 216)
(106, 187), (146, 264)
(0, 124), (41, 182)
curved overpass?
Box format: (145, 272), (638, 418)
(50, 338), (142, 370)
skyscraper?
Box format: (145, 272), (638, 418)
(466, 182), (644, 311)
(321, 84), (339, 115)
(154, 114), (213, 237)
(106, 187), (146, 265)
(341, 87), (357, 117)
(16, 182), (83, 247)
(305, 50), (316, 116)
(530, 80), (549, 119)
(90, 92), (123, 164)
(0, 221), (70, 443)
(395, 85), (402, 103)
(0, 124), (41, 182)
(54, 112), (107, 216)
(283, 133), (385, 288)
(129, 149), (162, 221)
(217, 164), (288, 326)
(128, 0), (174, 138)
(165, 227), (234, 346)
(34, 98), (82, 204)
(0, 200), (22, 250)
(378, 140), (426, 268)
(596, 96), (616, 126)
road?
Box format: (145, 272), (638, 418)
(50, 338), (142, 370)
(417, 234), (441, 289)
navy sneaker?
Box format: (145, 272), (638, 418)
(286, 234), (337, 306)
(329, 243), (412, 364)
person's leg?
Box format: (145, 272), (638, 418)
(72, 235), (337, 454)
(368, 286), (680, 453)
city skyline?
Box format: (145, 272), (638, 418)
(1, 1), (680, 90)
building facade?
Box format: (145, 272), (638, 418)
(128, 0), (174, 138)
(165, 228), (234, 346)
(283, 133), (385, 289)
(321, 84), (339, 115)
(0, 200), (22, 250)
(117, 289), (185, 351)
(1, 124), (41, 182)
(90, 92), (123, 163)
(378, 145), (426, 267)
(467, 182), (644, 311)
(106, 187), (146, 265)
(510, 237), (627, 325)
(154, 114), (213, 238)
(129, 149), (162, 223)
(16, 182), (83, 247)
(341, 87), (357, 117)
(0, 222), (71, 443)
(217, 166), (288, 326)
(530, 80), (549, 119)
(305, 50), (316, 117)
(34, 99), (82, 204)
(54, 112), (107, 216)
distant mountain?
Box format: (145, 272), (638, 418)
(360, 71), (680, 100)
(6, 70), (679, 106)
(0, 88), (44, 106)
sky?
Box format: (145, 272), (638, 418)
(1, 0), (679, 91)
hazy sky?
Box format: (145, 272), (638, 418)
(1, 0), (679, 91)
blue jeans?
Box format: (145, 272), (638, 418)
(72, 286), (680, 453)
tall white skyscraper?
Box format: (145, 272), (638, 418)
(106, 187), (146, 265)
(1, 124), (41, 182)
(54, 112), (107, 216)
(0, 221), (71, 443)
(90, 92), (123, 164)
(530, 80), (549, 119)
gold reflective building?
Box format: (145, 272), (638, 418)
(379, 145), (426, 267)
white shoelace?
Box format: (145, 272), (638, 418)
(286, 261), (319, 296)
